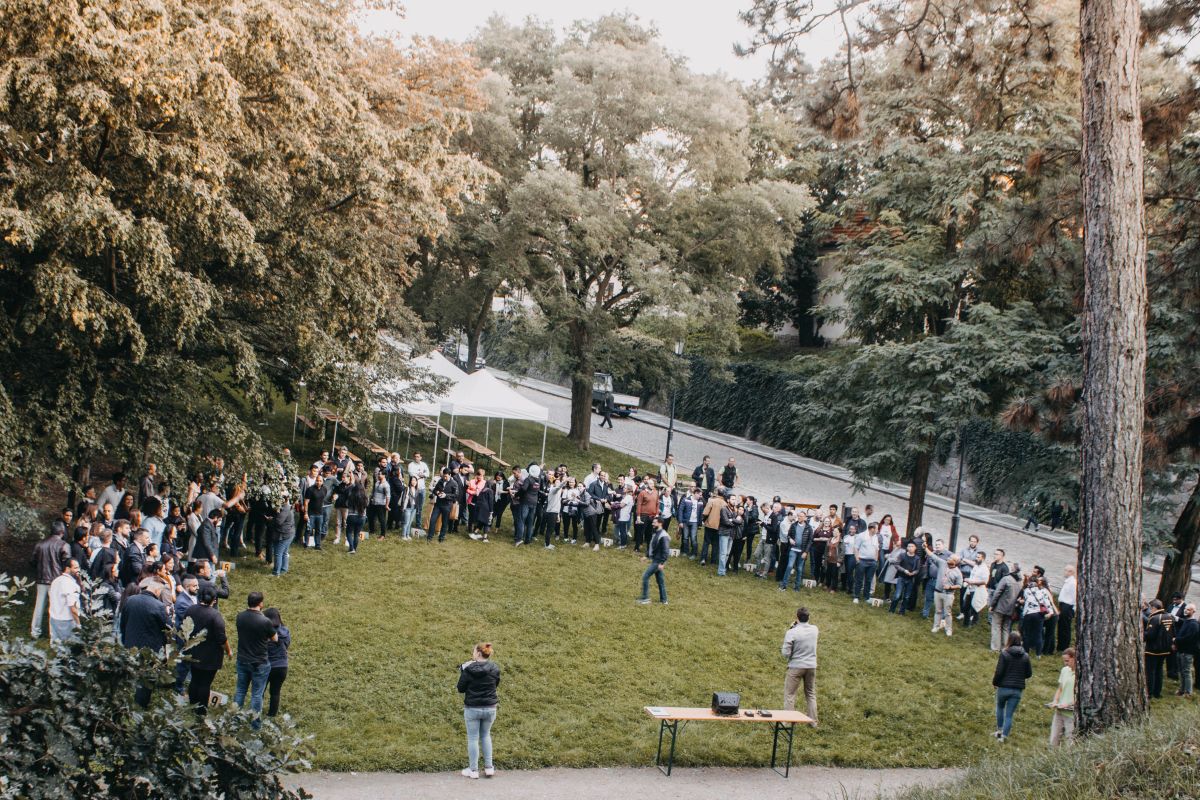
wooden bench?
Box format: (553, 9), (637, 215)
(295, 414), (318, 431)
(315, 407), (356, 433)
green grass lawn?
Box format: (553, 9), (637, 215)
(215, 410), (1191, 772)
(210, 526), (1087, 771)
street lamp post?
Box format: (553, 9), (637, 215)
(948, 426), (967, 552)
(664, 340), (684, 463)
(292, 379), (306, 444)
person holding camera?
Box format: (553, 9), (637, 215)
(458, 642), (501, 779)
(781, 607), (818, 724)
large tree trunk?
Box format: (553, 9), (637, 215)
(465, 291), (494, 375)
(1077, 0), (1149, 735)
(905, 450), (931, 537)
(1156, 479), (1200, 604)
(566, 323), (592, 450)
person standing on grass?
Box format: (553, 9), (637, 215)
(345, 477), (368, 554)
(963, 551), (989, 628)
(1048, 647), (1076, 746)
(263, 607), (291, 717)
(268, 492), (296, 577)
(615, 485), (634, 548)
(1056, 566), (1077, 651)
(471, 476), (495, 543)
(637, 517), (671, 605)
(992, 632), (1033, 743)
(888, 541), (918, 613)
(47, 558), (82, 644)
(234, 591), (278, 731)
(928, 552), (963, 636)
(182, 584), (230, 715)
(30, 521), (71, 639)
(458, 642), (501, 780)
(633, 476), (660, 553)
(1143, 599), (1176, 700)
(407, 452), (430, 530)
(717, 494), (744, 577)
(401, 475), (420, 540)
(428, 468), (459, 543)
(1019, 575), (1057, 658)
(366, 467), (390, 540)
(699, 489), (726, 567)
(676, 486), (702, 559)
(1175, 604), (1198, 697)
(851, 521), (881, 604)
(781, 607), (818, 725)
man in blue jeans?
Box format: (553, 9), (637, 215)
(234, 591), (278, 730)
(637, 518), (670, 604)
(889, 542), (920, 615)
(852, 522), (881, 603)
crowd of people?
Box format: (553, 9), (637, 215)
(25, 441), (1199, 759)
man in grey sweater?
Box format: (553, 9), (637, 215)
(781, 607), (819, 725)
(989, 565), (1024, 651)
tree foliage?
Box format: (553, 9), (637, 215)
(0, 0), (486, 489)
(0, 573), (311, 798)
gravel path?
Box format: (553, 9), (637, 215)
(292, 766), (960, 800)
(504, 373), (1198, 593)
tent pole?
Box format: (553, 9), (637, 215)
(431, 411), (441, 476)
(405, 426), (411, 459)
(485, 417), (490, 449)
(331, 418), (339, 451)
(499, 418), (505, 461)
(446, 414), (456, 471)
(540, 423), (547, 465)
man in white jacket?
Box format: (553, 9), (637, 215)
(781, 607), (819, 725)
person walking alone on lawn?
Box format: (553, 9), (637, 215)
(1048, 647), (1076, 746)
(637, 517), (671, 605)
(458, 642), (501, 779)
(781, 607), (819, 725)
(992, 632), (1033, 743)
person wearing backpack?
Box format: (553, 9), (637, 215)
(1143, 599), (1176, 699)
(637, 517), (670, 605)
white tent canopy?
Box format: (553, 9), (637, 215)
(440, 369), (550, 422)
(436, 368), (551, 467)
(371, 350), (467, 416)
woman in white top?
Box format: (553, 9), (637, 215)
(559, 478), (581, 544)
(542, 474), (563, 549)
(616, 488), (634, 548)
(1019, 576), (1057, 657)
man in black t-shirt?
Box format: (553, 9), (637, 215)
(234, 591), (278, 730)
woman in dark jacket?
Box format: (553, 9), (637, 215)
(992, 632), (1033, 741)
(345, 480), (368, 554)
(264, 607), (291, 717)
(472, 480), (495, 541)
(457, 642), (500, 779)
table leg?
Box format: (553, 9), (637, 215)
(770, 721), (795, 778)
(655, 719), (679, 776)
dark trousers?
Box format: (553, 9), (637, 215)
(600, 411), (613, 428)
(188, 667), (219, 715)
(367, 505), (388, 536)
(699, 527), (718, 564)
(890, 577), (913, 613)
(388, 494), (403, 529)
(1020, 613), (1045, 657)
(543, 512), (559, 546)
(1146, 654), (1167, 698)
(347, 512), (366, 552)
(842, 554), (857, 593)
(729, 537), (745, 573)
(267, 666), (288, 716)
(634, 515), (654, 551)
(249, 519), (268, 556)
(428, 503), (452, 541)
(776, 543), (790, 578)
(1041, 614), (1059, 655)
(962, 590), (980, 626)
(562, 514), (579, 540)
(493, 496), (510, 530)
(810, 541), (826, 583)
(224, 513), (245, 557)
(583, 514), (600, 545)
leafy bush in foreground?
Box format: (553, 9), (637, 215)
(0, 574), (311, 799)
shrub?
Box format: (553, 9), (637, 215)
(893, 704), (1200, 800)
(0, 574), (311, 799)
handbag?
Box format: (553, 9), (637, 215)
(450, 502), (459, 521)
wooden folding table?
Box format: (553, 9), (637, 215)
(643, 706), (814, 778)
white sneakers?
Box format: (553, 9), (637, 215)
(461, 769), (478, 779)
(484, 768), (495, 778)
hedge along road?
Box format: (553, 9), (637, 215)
(501, 372), (1200, 593)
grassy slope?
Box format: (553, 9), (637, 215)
(213, 409), (1084, 771)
